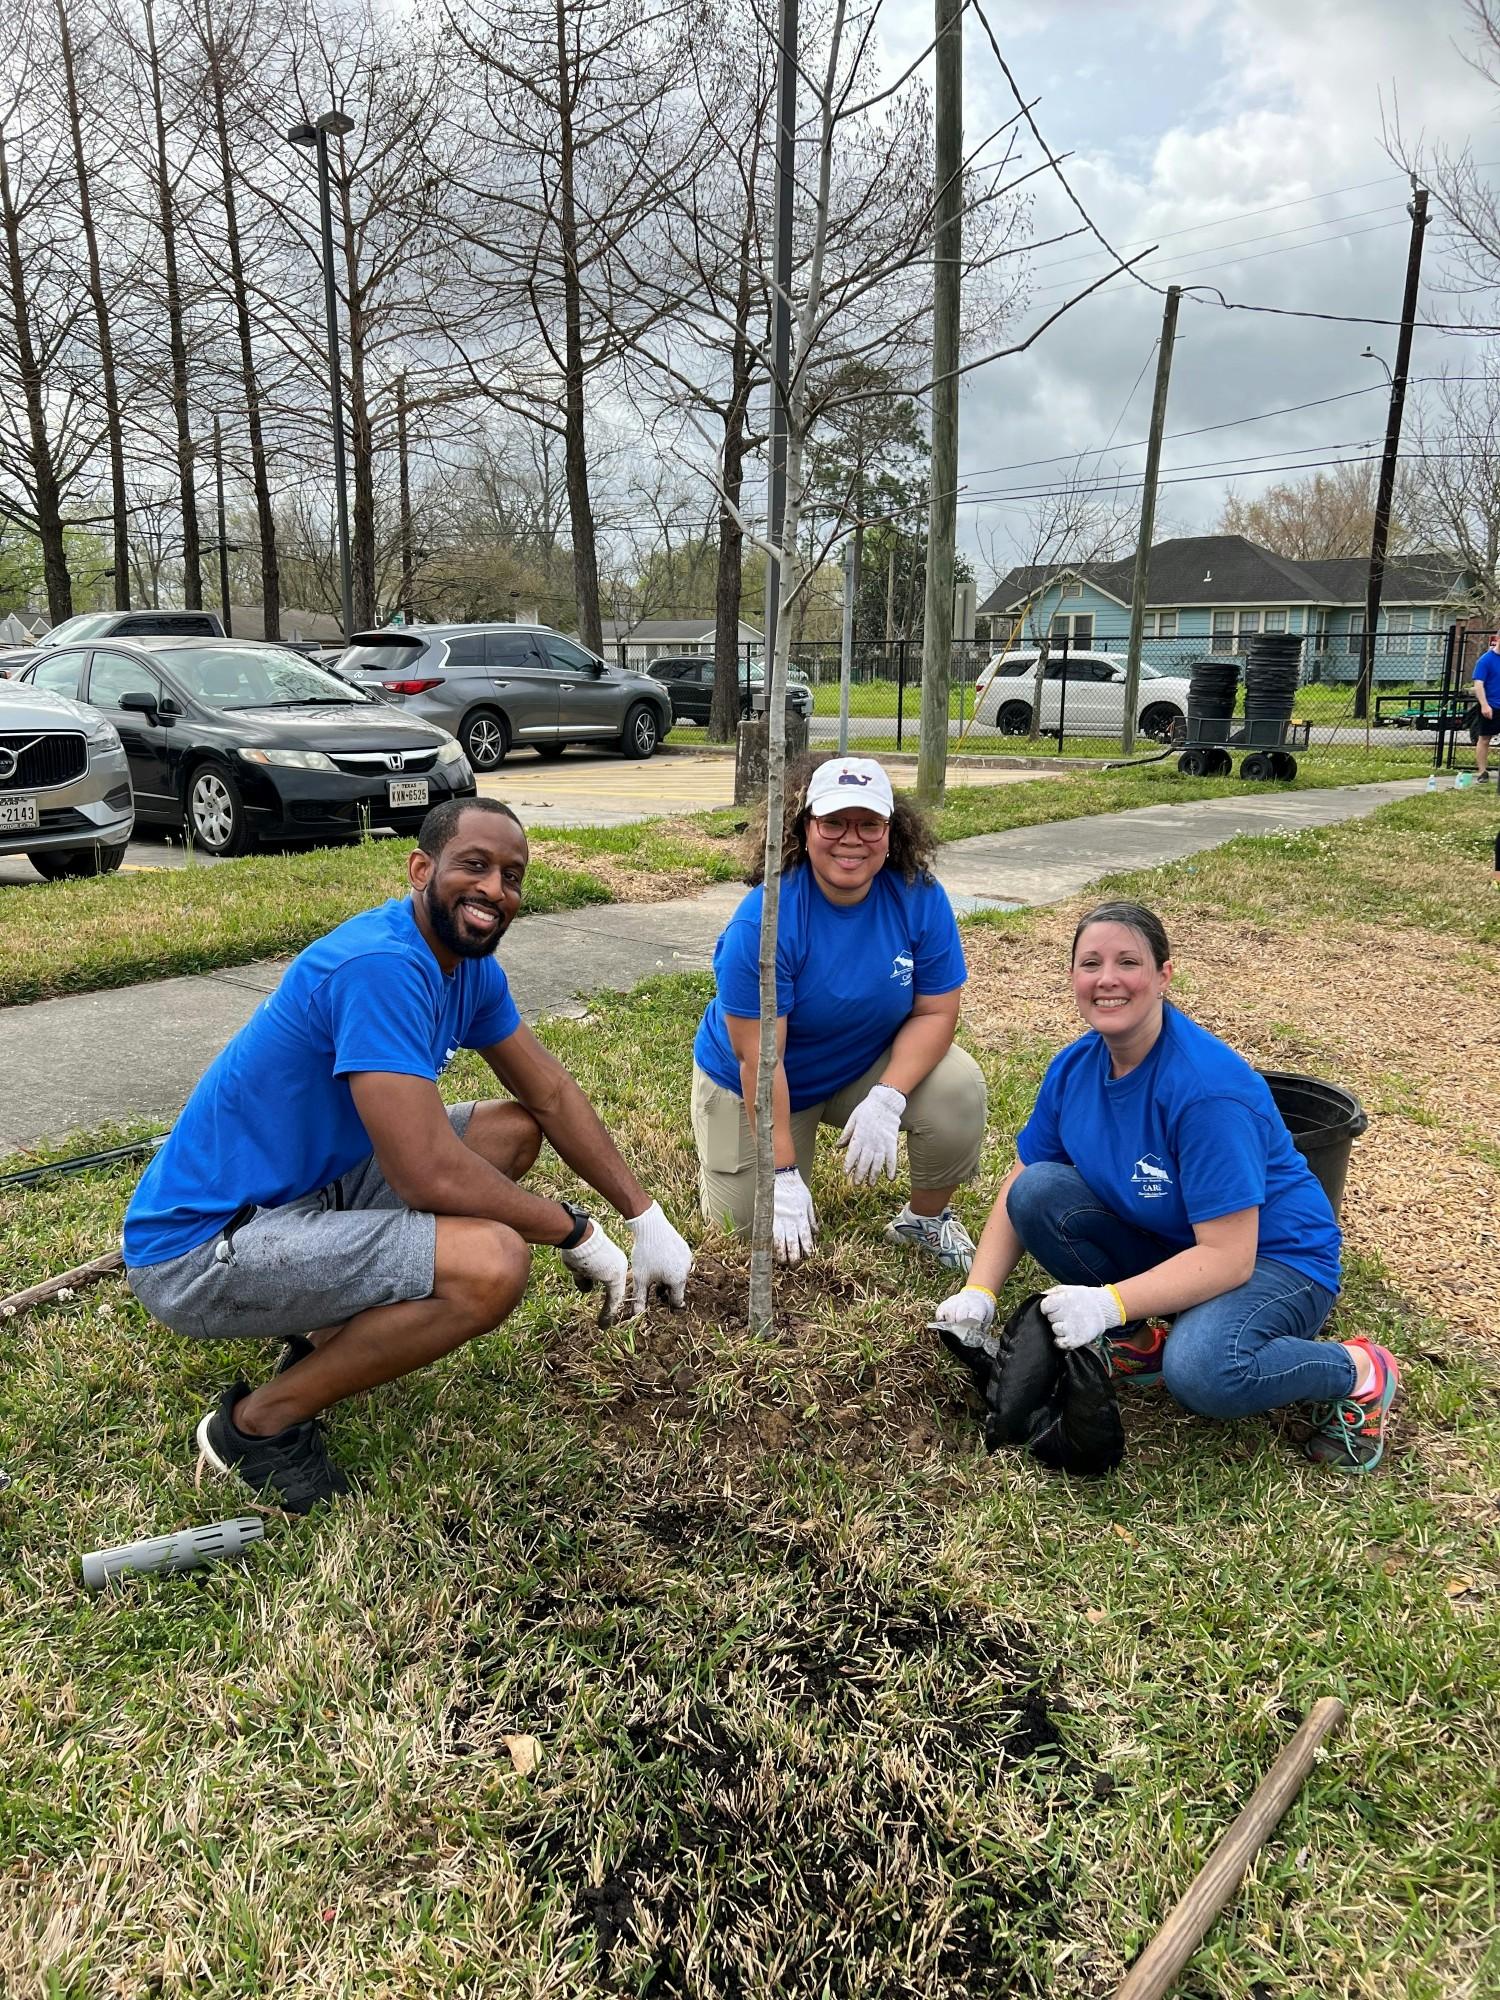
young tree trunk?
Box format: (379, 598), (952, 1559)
(201, 1), (279, 636)
(334, 158), (377, 630)
(55, 0), (129, 609)
(711, 226), (756, 740)
(0, 134), (71, 622)
(397, 370), (415, 619)
(141, 0), (201, 608)
(555, 0), (602, 653)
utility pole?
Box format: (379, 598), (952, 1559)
(212, 413), (232, 637)
(838, 537), (855, 752)
(917, 0), (962, 804)
(1120, 285), (1180, 754)
(396, 371), (415, 624)
(762, 0), (797, 666)
(1357, 187), (1428, 722)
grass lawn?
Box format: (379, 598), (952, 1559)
(0, 756), (1439, 1008)
(1, 795), (1495, 1996)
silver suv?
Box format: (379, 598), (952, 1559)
(337, 623), (673, 770)
(0, 679), (134, 878)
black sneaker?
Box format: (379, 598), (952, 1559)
(196, 1381), (350, 1514)
(275, 1335), (316, 1376)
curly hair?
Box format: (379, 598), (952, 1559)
(742, 753), (938, 886)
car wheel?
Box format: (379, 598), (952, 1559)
(997, 699), (1032, 736)
(1140, 703), (1186, 745)
(27, 842), (127, 880)
(535, 742), (567, 760)
(186, 764), (249, 855)
(620, 702), (660, 760)
(462, 709), (510, 771)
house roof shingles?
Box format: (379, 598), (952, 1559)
(980, 534), (1471, 616)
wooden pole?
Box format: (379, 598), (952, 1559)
(1, 1249), (124, 1317)
(1112, 1697), (1346, 2000)
(916, 0), (962, 806)
(1120, 285), (1179, 755)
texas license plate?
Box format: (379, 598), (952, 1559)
(0, 795), (38, 829)
(387, 780), (429, 808)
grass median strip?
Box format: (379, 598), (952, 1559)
(0, 794), (1495, 1994)
(0, 843), (619, 1010)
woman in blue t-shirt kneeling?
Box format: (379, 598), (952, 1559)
(691, 756), (987, 1270)
(934, 900), (1399, 1472)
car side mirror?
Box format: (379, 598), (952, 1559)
(117, 689), (158, 714)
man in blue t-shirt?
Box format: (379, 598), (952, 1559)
(1471, 635), (1500, 782)
(124, 797), (694, 1512)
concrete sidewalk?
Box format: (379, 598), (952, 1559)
(1, 779), (1423, 1151)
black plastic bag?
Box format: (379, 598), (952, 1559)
(969, 1293), (1126, 1478)
(1023, 1340), (1125, 1478)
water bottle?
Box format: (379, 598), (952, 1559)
(1426, 774), (1438, 791)
(1457, 770), (1473, 790)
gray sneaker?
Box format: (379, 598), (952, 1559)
(885, 1205), (976, 1272)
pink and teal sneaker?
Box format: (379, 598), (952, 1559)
(1106, 1318), (1171, 1388)
(1303, 1339), (1400, 1473)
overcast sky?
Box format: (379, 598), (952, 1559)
(874, 0), (1499, 585)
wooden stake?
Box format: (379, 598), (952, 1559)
(0, 1249), (124, 1316)
(1112, 1697), (1346, 2000)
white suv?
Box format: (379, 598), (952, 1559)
(974, 650), (1191, 742)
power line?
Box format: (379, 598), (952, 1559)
(1028, 203), (1408, 299)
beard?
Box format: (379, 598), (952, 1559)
(422, 880), (504, 959)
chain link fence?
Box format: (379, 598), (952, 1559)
(641, 626), (1477, 779)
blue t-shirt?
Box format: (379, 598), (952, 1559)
(124, 898), (521, 1266)
(1017, 1003), (1341, 1292)
(693, 864), (967, 1110)
(1473, 649), (1500, 708)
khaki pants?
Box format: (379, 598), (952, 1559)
(691, 1043), (988, 1233)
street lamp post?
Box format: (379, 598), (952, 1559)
(287, 108), (356, 643)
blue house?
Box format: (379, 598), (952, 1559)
(977, 535), (1471, 683)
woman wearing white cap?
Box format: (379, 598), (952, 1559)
(690, 755), (988, 1267)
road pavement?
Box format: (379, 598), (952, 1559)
(0, 777), (1426, 1151)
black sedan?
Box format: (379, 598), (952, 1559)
(646, 654), (814, 727)
(18, 638), (475, 855)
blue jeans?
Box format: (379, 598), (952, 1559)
(1007, 1162), (1352, 1419)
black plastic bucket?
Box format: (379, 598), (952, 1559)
(1258, 1069), (1369, 1219)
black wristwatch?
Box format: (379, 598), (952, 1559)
(555, 1200), (592, 1250)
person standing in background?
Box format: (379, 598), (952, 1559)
(1470, 631), (1500, 782)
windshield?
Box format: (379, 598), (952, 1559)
(338, 637), (426, 673)
(1139, 660), (1173, 680)
(43, 613), (114, 647)
(166, 645), (373, 708)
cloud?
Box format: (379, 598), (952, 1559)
(925, 0), (1499, 578)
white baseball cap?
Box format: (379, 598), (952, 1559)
(803, 757), (895, 819)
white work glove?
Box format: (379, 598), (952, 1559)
(773, 1168), (817, 1263)
(1039, 1283), (1125, 1351)
(934, 1285), (998, 1334)
(624, 1201), (693, 1314)
(837, 1083), (906, 1185)
(559, 1220), (628, 1326)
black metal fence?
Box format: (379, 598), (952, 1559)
(627, 627), (1477, 772)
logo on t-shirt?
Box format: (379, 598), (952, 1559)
(1131, 1153), (1172, 1199)
(890, 951), (914, 986)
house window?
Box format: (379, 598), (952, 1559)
(1060, 578), (1083, 599)
(1049, 612), (1094, 648)
(1263, 609), (1287, 634)
(1154, 611), (1178, 639)
(1383, 609), (1412, 654)
(1211, 611), (1271, 650)
(1347, 611), (1365, 657)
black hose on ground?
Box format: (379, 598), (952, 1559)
(0, 1135), (167, 1191)
(1101, 745), (1178, 771)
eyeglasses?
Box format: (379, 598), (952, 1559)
(809, 814), (889, 843)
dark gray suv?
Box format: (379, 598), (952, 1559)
(337, 623), (673, 770)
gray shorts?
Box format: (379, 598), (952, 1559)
(127, 1102), (476, 1341)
